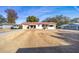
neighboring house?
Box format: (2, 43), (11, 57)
(21, 22), (56, 30)
(3, 25), (13, 29)
(60, 23), (79, 30)
(0, 23), (19, 29)
(0, 25), (13, 29)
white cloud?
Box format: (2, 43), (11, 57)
(25, 7), (53, 17)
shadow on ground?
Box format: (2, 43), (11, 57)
(50, 32), (79, 45)
(16, 30), (79, 53)
(16, 45), (79, 53)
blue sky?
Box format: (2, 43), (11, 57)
(0, 6), (79, 24)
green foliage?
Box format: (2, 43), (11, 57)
(19, 25), (22, 29)
(0, 15), (6, 25)
(26, 16), (39, 22)
(42, 15), (70, 27)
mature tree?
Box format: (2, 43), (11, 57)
(26, 16), (39, 22)
(54, 15), (70, 26)
(0, 15), (6, 25)
(42, 17), (53, 22)
(5, 9), (18, 24)
(42, 15), (70, 27)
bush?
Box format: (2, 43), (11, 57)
(19, 25), (22, 29)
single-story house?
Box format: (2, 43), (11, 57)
(21, 22), (56, 30)
(60, 23), (79, 30)
(0, 24), (13, 29)
(0, 23), (19, 29)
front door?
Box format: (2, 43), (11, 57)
(42, 24), (48, 29)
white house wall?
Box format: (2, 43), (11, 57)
(22, 24), (56, 30)
(22, 25), (28, 29)
(48, 27), (56, 29)
(48, 24), (56, 29)
(36, 25), (43, 29)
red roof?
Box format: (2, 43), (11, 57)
(21, 22), (54, 25)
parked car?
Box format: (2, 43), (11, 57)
(11, 25), (19, 29)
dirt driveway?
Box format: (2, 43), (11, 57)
(0, 29), (79, 53)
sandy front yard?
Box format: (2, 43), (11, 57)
(0, 29), (79, 53)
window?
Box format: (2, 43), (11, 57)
(49, 25), (53, 27)
(78, 26), (79, 30)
